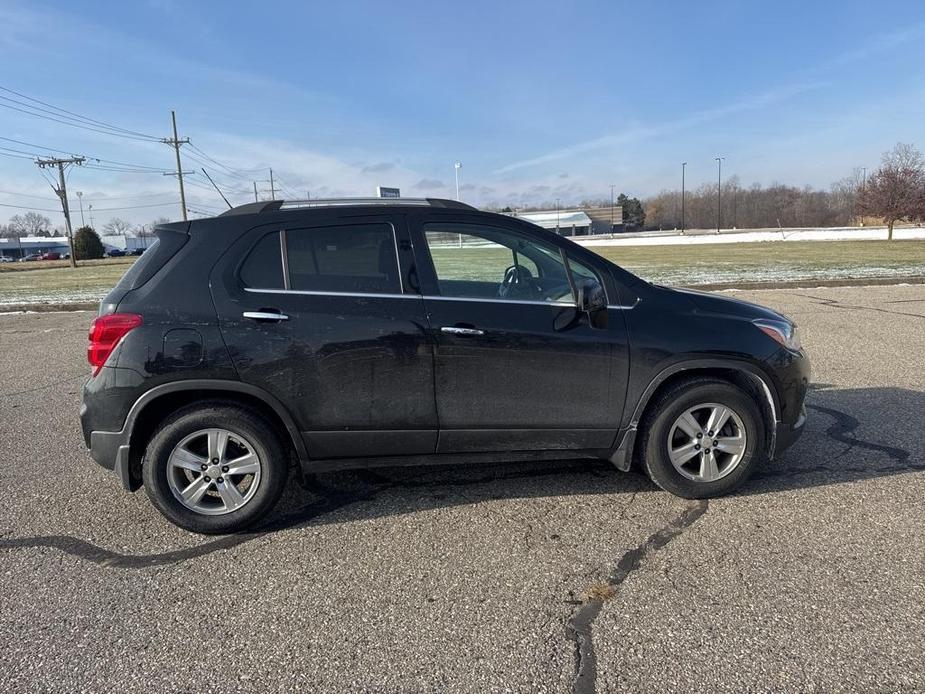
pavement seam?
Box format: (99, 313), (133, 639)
(564, 500), (709, 694)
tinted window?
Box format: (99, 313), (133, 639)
(240, 231), (283, 289)
(423, 223), (598, 304)
(286, 223), (399, 294)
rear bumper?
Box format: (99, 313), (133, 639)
(88, 430), (137, 491)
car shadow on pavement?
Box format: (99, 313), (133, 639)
(741, 385), (923, 495)
(3, 386), (921, 568)
(261, 384), (925, 533)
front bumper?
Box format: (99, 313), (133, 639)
(774, 402), (807, 455)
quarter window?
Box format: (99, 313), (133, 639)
(239, 231), (284, 289)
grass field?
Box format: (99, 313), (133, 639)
(2, 240), (925, 307)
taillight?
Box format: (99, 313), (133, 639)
(87, 313), (143, 375)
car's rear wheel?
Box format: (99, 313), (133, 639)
(639, 378), (767, 498)
(142, 403), (288, 534)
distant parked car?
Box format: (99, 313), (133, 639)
(19, 253), (42, 262)
(129, 248), (146, 256)
(106, 248), (126, 257)
(41, 252), (61, 260)
(0, 256), (14, 263)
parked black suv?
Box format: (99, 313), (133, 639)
(81, 198), (809, 533)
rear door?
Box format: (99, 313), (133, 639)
(211, 212), (437, 458)
(410, 213), (629, 453)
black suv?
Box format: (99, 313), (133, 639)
(81, 198), (809, 533)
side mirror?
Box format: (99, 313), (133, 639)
(576, 278), (607, 313)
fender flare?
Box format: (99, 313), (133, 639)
(610, 358), (780, 471)
(124, 378), (309, 461)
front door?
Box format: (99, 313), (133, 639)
(211, 213), (437, 458)
(410, 216), (629, 453)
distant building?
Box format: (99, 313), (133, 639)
(0, 236), (70, 259)
(514, 209), (593, 236)
(100, 234), (153, 252)
(511, 206), (624, 236)
(582, 206), (624, 235)
(0, 233), (153, 259)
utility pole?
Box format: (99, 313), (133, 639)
(610, 184), (616, 236)
(162, 110), (191, 221)
(454, 162), (462, 201)
(88, 204), (95, 229)
(269, 168), (276, 200)
(76, 191), (85, 227)
(36, 156), (84, 268)
(555, 198), (560, 235)
(681, 163), (686, 234)
(253, 181), (259, 202)
(715, 156), (725, 234)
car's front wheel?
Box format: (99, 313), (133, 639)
(142, 403), (289, 534)
(639, 378), (767, 498)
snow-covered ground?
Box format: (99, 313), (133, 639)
(576, 226), (925, 247)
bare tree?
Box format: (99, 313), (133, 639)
(103, 217), (132, 235)
(857, 143), (925, 240)
(8, 212), (53, 236)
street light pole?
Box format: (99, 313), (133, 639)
(454, 162), (462, 201)
(76, 191), (85, 227)
(681, 163), (686, 234)
(610, 184), (615, 236)
(715, 156), (725, 234)
(556, 198), (560, 235)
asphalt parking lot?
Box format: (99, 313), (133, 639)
(1, 284), (923, 693)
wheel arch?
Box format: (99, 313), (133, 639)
(611, 359), (780, 472)
(123, 380), (308, 490)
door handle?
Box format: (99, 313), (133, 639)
(243, 311), (289, 322)
(441, 326), (484, 336)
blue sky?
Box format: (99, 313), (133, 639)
(1, 0), (924, 226)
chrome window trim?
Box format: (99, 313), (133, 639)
(244, 287), (413, 300)
(244, 286), (646, 311)
(422, 295), (576, 307)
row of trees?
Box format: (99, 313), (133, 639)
(643, 143), (925, 235)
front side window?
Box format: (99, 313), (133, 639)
(423, 223), (599, 303)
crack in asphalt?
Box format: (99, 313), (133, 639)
(564, 501), (709, 694)
(560, 399), (919, 694)
(791, 292), (925, 320)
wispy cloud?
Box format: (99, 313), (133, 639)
(494, 82), (822, 174)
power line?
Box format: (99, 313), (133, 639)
(0, 201), (61, 212)
(0, 85), (160, 141)
(0, 189), (58, 201)
(0, 99), (159, 142)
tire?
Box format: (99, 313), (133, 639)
(638, 378), (767, 499)
(142, 403), (289, 534)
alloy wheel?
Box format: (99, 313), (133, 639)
(666, 402), (747, 482)
(166, 428), (262, 515)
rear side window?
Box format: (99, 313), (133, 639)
(240, 232), (283, 289)
(285, 223), (399, 294)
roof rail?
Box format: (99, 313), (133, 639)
(219, 197), (476, 217)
